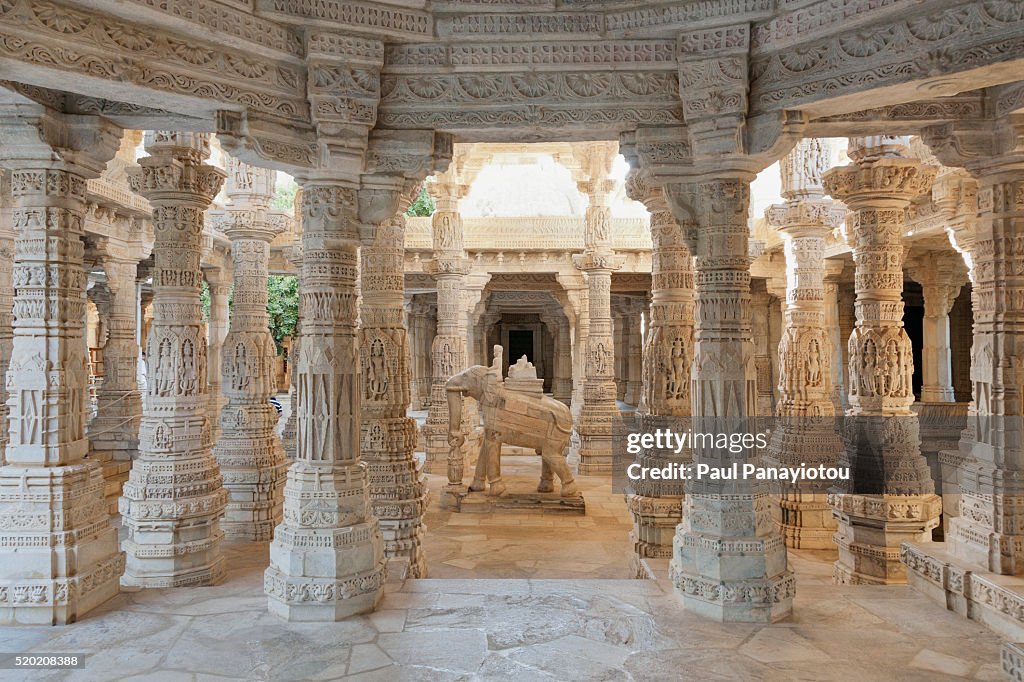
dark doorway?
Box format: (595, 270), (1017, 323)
(508, 330), (534, 365)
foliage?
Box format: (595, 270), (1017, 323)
(266, 275), (299, 355)
(272, 176), (298, 212)
(200, 280), (211, 320)
(406, 184), (435, 217)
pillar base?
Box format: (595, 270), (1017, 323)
(830, 493), (942, 585)
(670, 562), (795, 624)
(0, 463), (125, 625)
(627, 493), (683, 560)
(670, 493), (794, 623)
(440, 484), (469, 510)
(265, 565), (385, 622)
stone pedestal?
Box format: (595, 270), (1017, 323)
(120, 132), (228, 588)
(824, 136), (940, 584)
(0, 105), (125, 624)
(210, 158), (288, 541)
(265, 181), (385, 621)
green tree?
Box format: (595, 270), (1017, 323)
(406, 184), (435, 217)
(266, 275), (299, 355)
(200, 280), (211, 320)
(272, 176), (298, 212)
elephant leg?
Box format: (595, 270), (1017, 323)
(537, 457), (554, 493)
(487, 435), (507, 497)
(542, 442), (580, 497)
(470, 432), (498, 492)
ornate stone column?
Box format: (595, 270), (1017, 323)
(359, 183), (429, 578)
(211, 158), (288, 541)
(206, 278), (230, 444)
(918, 116), (1024, 575)
(666, 171), (795, 623)
(0, 104), (124, 624)
(823, 136), (940, 584)
(87, 256), (143, 463)
(265, 179), (385, 620)
(824, 263), (847, 412)
(575, 142), (622, 474)
(552, 315), (573, 405)
(624, 169), (694, 566)
(624, 300), (644, 406)
(120, 132), (228, 588)
(424, 170), (472, 501)
(751, 287), (775, 416)
(906, 253), (967, 404)
(764, 138), (847, 549)
(0, 172), (14, 466)
(281, 242), (302, 459)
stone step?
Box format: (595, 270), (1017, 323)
(902, 540), (1024, 641)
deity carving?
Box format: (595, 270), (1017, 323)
(667, 337), (688, 400)
(364, 337), (390, 400)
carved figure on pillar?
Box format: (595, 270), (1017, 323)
(120, 132), (229, 588)
(210, 157), (289, 541)
(824, 136), (941, 584)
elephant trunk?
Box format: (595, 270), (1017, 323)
(447, 388), (464, 443)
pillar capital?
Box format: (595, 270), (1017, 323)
(824, 138), (938, 211)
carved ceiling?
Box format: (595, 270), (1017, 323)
(0, 0), (1018, 168)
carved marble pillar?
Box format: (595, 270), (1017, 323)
(764, 138), (847, 549)
(424, 175), (472, 502)
(211, 158), (288, 541)
(552, 315), (573, 405)
(920, 117), (1024, 575)
(907, 253), (967, 404)
(359, 188), (428, 579)
(824, 265), (847, 412)
(120, 132), (227, 588)
(206, 279), (230, 445)
(823, 136), (940, 584)
(0, 107), (124, 624)
(575, 142), (622, 474)
(265, 180), (385, 621)
(624, 301), (644, 406)
(667, 173), (795, 623)
(626, 176), (694, 565)
(87, 257), (143, 465)
(281, 244), (302, 459)
(613, 309), (627, 401)
(751, 287), (775, 416)
(0, 173), (14, 466)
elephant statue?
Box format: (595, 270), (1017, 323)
(446, 362), (579, 498)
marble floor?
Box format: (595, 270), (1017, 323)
(0, 538), (1004, 681)
(422, 454), (635, 579)
(2, 401), (1001, 680)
